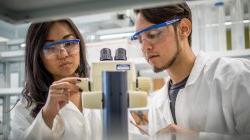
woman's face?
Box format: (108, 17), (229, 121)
(41, 22), (80, 81)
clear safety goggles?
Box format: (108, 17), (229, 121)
(42, 39), (80, 58)
(130, 18), (180, 46)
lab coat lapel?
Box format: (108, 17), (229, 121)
(156, 79), (174, 125)
(185, 51), (210, 87)
(175, 51), (210, 128)
(151, 62), (217, 135)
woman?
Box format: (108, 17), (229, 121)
(10, 19), (102, 140)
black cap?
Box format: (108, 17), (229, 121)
(114, 48), (127, 61)
(100, 48), (113, 61)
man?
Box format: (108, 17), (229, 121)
(130, 1), (250, 139)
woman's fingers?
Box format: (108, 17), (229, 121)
(50, 91), (68, 101)
(53, 77), (82, 85)
(50, 81), (82, 94)
(49, 88), (64, 94)
(45, 77), (83, 113)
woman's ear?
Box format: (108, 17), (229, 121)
(179, 18), (192, 39)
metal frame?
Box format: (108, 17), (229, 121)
(0, 88), (22, 140)
(0, 0), (181, 24)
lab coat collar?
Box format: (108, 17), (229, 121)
(185, 51), (210, 87)
(155, 80), (170, 108)
(155, 51), (210, 108)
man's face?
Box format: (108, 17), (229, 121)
(135, 13), (179, 72)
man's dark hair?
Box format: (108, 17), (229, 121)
(135, 2), (192, 45)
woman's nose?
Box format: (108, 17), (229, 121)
(58, 46), (69, 58)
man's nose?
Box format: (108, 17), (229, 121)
(141, 38), (153, 51)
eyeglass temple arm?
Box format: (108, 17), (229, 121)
(43, 39), (80, 49)
(131, 18), (180, 40)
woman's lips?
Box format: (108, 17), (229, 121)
(59, 62), (72, 68)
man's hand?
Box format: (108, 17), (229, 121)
(157, 124), (198, 137)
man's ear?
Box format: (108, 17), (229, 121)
(179, 18), (192, 39)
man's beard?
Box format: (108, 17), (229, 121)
(152, 25), (180, 73)
(153, 49), (179, 73)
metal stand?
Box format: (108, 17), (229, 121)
(102, 71), (128, 140)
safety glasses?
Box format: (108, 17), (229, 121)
(130, 18), (180, 45)
(42, 39), (80, 58)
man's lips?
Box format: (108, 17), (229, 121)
(147, 54), (160, 61)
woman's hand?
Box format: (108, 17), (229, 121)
(42, 77), (82, 129)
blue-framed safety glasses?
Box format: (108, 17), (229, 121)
(43, 39), (80, 49)
(130, 18), (180, 41)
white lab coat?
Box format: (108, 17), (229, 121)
(148, 52), (250, 139)
(10, 98), (142, 140)
(10, 98), (102, 140)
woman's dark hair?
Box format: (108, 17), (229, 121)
(135, 2), (192, 45)
(22, 19), (89, 117)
